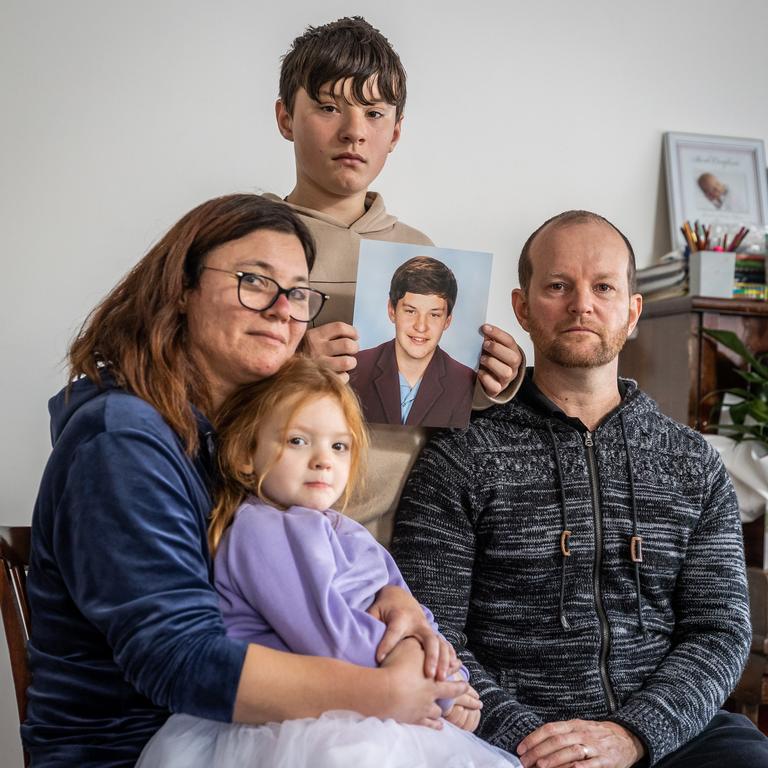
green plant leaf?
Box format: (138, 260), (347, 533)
(721, 387), (753, 400)
(702, 328), (768, 449)
(703, 329), (768, 378)
(715, 424), (768, 442)
(736, 370), (768, 385)
(730, 402), (750, 424)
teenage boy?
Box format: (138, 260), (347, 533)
(351, 256), (475, 428)
(265, 17), (523, 544)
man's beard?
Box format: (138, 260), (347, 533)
(529, 318), (630, 369)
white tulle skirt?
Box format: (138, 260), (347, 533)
(136, 710), (522, 767)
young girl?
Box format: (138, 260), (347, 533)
(137, 358), (520, 767)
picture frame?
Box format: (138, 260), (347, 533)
(663, 132), (768, 249)
(349, 240), (493, 429)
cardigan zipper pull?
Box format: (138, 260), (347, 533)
(584, 431), (594, 447)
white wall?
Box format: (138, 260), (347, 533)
(2, 0), (768, 760)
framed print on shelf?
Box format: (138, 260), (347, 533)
(664, 132), (768, 249)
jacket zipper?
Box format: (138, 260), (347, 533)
(584, 430), (619, 714)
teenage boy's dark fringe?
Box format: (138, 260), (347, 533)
(280, 16), (407, 120)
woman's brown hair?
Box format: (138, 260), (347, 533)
(208, 357), (369, 554)
(68, 193), (316, 454)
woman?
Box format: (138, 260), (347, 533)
(23, 194), (465, 767)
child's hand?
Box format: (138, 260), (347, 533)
(477, 324), (522, 397)
(380, 637), (467, 729)
(438, 637), (461, 680)
(305, 322), (359, 383)
(444, 687), (483, 732)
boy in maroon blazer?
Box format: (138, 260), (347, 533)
(351, 256), (475, 428)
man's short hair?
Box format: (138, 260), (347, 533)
(518, 210), (637, 294)
(389, 256), (458, 315)
(279, 17), (407, 121)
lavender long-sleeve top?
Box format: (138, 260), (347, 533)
(215, 498), (466, 683)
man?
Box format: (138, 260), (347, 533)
(351, 256), (475, 428)
(263, 17), (523, 546)
(392, 210), (768, 767)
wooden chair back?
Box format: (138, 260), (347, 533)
(0, 525), (31, 766)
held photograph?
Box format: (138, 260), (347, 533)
(350, 240), (493, 429)
(664, 132), (768, 248)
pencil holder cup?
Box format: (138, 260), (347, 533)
(689, 251), (735, 298)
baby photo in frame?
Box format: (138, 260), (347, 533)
(350, 240), (493, 429)
(664, 132), (768, 248)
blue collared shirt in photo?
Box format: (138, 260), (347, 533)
(399, 373), (422, 424)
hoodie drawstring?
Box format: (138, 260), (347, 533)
(620, 414), (646, 634)
(548, 417), (646, 634)
(547, 423), (572, 631)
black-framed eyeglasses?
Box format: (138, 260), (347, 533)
(202, 267), (329, 323)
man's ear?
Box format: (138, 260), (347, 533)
(275, 99), (294, 142)
(389, 116), (403, 153)
(511, 288), (530, 332)
(387, 300), (396, 323)
(627, 292), (643, 337)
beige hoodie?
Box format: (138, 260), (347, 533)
(263, 191), (522, 545)
(263, 192), (432, 325)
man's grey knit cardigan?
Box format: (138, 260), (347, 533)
(392, 377), (751, 766)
